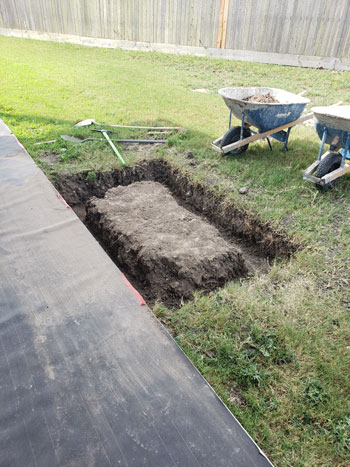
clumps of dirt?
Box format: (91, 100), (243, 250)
(53, 159), (299, 260)
(86, 181), (248, 304)
(53, 159), (300, 304)
(243, 92), (280, 104)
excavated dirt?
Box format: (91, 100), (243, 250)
(243, 92), (280, 104)
(86, 181), (248, 303)
(53, 159), (299, 305)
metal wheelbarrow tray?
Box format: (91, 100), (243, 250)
(212, 87), (312, 155)
(303, 105), (350, 191)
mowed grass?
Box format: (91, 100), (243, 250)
(1, 36), (350, 466)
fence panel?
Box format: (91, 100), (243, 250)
(0, 0), (349, 59)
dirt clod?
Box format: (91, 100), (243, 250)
(239, 187), (249, 194)
(86, 181), (248, 304)
(243, 92), (280, 104)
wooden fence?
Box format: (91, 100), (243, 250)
(0, 0), (349, 67)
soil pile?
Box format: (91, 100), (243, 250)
(86, 181), (248, 303)
(243, 92), (280, 103)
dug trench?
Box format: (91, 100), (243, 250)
(53, 159), (299, 306)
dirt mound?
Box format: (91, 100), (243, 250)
(243, 92), (280, 103)
(86, 181), (248, 304)
(54, 159), (299, 260)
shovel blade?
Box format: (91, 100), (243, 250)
(75, 119), (97, 127)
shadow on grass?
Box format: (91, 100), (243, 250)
(0, 110), (74, 128)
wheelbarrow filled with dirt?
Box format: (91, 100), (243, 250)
(303, 105), (350, 191)
(212, 87), (311, 155)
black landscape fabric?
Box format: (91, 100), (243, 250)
(0, 119), (272, 467)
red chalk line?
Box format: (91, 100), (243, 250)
(122, 274), (146, 306)
(57, 193), (71, 209)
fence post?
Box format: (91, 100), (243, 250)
(216, 0), (230, 48)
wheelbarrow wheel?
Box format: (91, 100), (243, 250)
(315, 152), (343, 192)
(221, 126), (251, 155)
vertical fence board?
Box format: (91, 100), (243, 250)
(337, 2), (350, 58)
(0, 0), (349, 59)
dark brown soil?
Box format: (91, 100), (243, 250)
(53, 159), (299, 305)
(243, 92), (280, 104)
(86, 181), (248, 303)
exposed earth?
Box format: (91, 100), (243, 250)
(54, 159), (298, 306)
(86, 181), (248, 304)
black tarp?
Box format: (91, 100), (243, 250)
(0, 120), (273, 467)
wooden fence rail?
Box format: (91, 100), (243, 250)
(0, 0), (349, 69)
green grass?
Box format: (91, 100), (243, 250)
(1, 36), (350, 466)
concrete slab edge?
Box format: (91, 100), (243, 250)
(1, 27), (350, 71)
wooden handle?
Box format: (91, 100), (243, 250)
(221, 113), (314, 153)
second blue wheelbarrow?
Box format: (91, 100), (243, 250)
(303, 105), (350, 191)
(212, 87), (312, 155)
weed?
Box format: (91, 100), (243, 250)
(235, 357), (269, 388)
(85, 171), (97, 184)
(333, 416), (350, 452)
(303, 379), (328, 406)
(248, 327), (294, 365)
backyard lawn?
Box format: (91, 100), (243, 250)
(1, 36), (350, 466)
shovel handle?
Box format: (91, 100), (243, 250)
(102, 131), (127, 166)
(99, 123), (180, 130)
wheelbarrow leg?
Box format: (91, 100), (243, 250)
(282, 127), (292, 153)
(228, 109), (233, 130)
(318, 128), (328, 161)
(240, 113), (245, 140)
(266, 137), (273, 151)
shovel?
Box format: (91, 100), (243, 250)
(61, 135), (167, 144)
(61, 132), (126, 166)
(99, 129), (126, 166)
(75, 118), (180, 131)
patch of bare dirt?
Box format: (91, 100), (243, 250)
(86, 181), (247, 304)
(53, 159), (299, 305)
(243, 92), (280, 104)
(39, 151), (60, 166)
(228, 387), (246, 407)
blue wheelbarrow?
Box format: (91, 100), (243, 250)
(212, 87), (312, 155)
(303, 105), (350, 191)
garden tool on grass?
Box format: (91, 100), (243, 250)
(89, 128), (167, 144)
(61, 125), (169, 167)
(75, 118), (180, 130)
(60, 135), (167, 144)
(91, 129), (126, 166)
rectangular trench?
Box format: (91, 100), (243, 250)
(53, 159), (299, 306)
